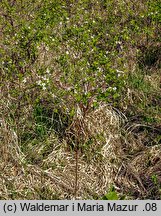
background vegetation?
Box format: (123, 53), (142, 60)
(0, 0), (161, 199)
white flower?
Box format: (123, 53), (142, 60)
(22, 78), (27, 83)
(108, 87), (112, 90)
(73, 53), (77, 59)
(116, 69), (124, 74)
(98, 67), (103, 72)
(113, 87), (117, 91)
(43, 77), (49, 83)
(42, 86), (46, 90)
(36, 80), (42, 85)
(52, 94), (57, 98)
(46, 68), (50, 74)
(116, 41), (120, 44)
(45, 46), (49, 51)
(41, 82), (46, 90)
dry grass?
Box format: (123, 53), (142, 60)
(1, 100), (161, 199)
(0, 0), (161, 200)
(0, 103), (122, 199)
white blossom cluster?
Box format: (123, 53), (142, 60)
(116, 69), (124, 77)
(36, 68), (50, 90)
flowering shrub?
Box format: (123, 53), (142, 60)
(1, 0), (127, 120)
(1, 0), (161, 200)
(1, 0), (159, 123)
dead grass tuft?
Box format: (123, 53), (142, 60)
(0, 102), (125, 199)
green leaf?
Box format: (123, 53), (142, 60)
(105, 191), (119, 200)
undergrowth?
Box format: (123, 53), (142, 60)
(0, 0), (161, 200)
